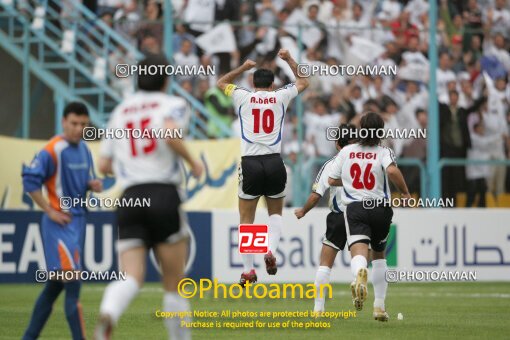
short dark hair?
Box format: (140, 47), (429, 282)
(415, 108), (426, 118)
(137, 53), (169, 92)
(381, 95), (397, 111)
(337, 123), (357, 148)
(448, 89), (459, 97)
(63, 102), (89, 118)
(364, 98), (381, 112)
(253, 68), (274, 88)
(353, 2), (363, 11)
(309, 4), (319, 11)
(314, 98), (327, 108)
(439, 51), (451, 59)
(359, 112), (384, 146)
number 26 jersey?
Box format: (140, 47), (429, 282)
(329, 143), (397, 205)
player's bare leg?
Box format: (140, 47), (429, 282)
(314, 245), (338, 314)
(239, 197), (260, 285)
(95, 246), (146, 340)
(349, 242), (369, 311)
(371, 250), (389, 321)
(264, 196), (284, 275)
(155, 238), (191, 340)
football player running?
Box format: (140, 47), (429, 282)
(328, 112), (411, 321)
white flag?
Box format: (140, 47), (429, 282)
(344, 36), (386, 66)
(195, 23), (237, 54)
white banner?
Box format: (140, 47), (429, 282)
(394, 209), (510, 281)
(212, 208), (510, 283)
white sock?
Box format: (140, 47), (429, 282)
(314, 266), (331, 312)
(371, 259), (388, 309)
(350, 255), (368, 279)
(163, 292), (191, 340)
(268, 214), (282, 254)
(99, 276), (140, 324)
(241, 254), (254, 273)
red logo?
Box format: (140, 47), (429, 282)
(238, 224), (268, 254)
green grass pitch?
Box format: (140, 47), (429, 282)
(1, 282), (509, 339)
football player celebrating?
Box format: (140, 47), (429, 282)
(295, 124), (357, 313)
(328, 112), (410, 322)
(217, 49), (309, 284)
(95, 54), (203, 340)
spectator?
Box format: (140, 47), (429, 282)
(440, 0), (464, 46)
(389, 11), (419, 48)
(205, 81), (234, 138)
(483, 31), (510, 73)
(440, 90), (472, 205)
(174, 39), (201, 83)
(305, 99), (341, 158)
(486, 0), (510, 36)
(136, 0), (164, 51)
(401, 108), (428, 195)
(463, 0), (483, 38)
(466, 121), (501, 207)
(437, 52), (457, 102)
(139, 33), (161, 54)
(481, 74), (509, 200)
(342, 2), (371, 42)
(467, 35), (483, 61)
(256, 0), (278, 26)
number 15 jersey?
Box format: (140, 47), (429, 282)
(329, 143), (397, 205)
(99, 91), (188, 190)
(226, 83), (298, 156)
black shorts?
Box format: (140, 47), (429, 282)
(238, 153), (287, 199)
(322, 212), (347, 251)
(116, 183), (189, 250)
(344, 201), (393, 252)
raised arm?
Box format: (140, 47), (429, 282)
(216, 59), (257, 92)
(277, 49), (309, 93)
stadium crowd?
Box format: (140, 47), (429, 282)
(16, 0), (510, 205)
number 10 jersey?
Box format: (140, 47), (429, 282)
(228, 83), (298, 156)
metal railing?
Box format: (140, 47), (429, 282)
(0, 0), (233, 139)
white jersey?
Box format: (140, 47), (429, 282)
(329, 143), (396, 205)
(312, 156), (344, 213)
(226, 83), (298, 156)
(99, 91), (189, 190)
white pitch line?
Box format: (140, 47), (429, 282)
(332, 291), (510, 299)
(82, 286), (510, 299)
